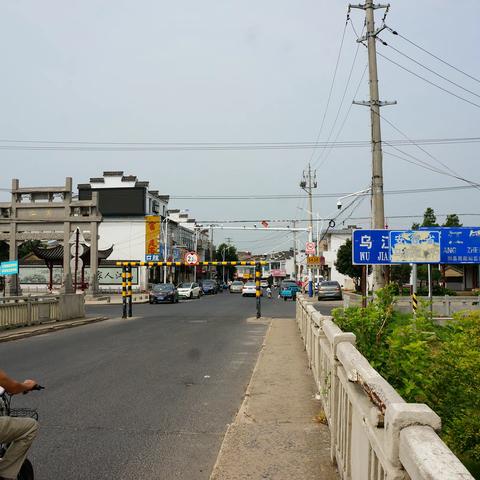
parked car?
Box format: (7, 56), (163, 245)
(229, 280), (244, 293)
(149, 283), (179, 304)
(177, 282), (201, 299)
(260, 280), (269, 288)
(279, 280), (300, 301)
(201, 280), (218, 295)
(242, 281), (262, 297)
(318, 281), (343, 300)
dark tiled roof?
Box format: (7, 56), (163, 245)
(103, 171), (123, 177)
(89, 178), (105, 183)
(122, 175), (137, 182)
(32, 244), (113, 264)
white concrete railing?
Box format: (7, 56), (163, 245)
(296, 295), (474, 480)
(0, 294), (85, 329)
(343, 292), (480, 316)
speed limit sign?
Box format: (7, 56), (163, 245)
(185, 252), (199, 265)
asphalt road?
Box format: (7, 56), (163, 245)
(1, 291), (296, 480)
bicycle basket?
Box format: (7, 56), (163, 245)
(10, 408), (38, 421)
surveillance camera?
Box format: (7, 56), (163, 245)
(337, 201), (342, 210)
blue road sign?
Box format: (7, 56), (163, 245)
(0, 260), (19, 276)
(352, 230), (390, 265)
(145, 254), (160, 262)
(437, 227), (480, 264)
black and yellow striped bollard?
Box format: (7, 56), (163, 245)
(122, 266), (127, 319)
(127, 265), (133, 317)
(255, 265), (261, 319)
(412, 292), (418, 315)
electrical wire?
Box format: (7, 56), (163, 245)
(385, 25), (480, 85)
(313, 24), (365, 170)
(0, 137), (478, 152)
(306, 14), (349, 167)
(379, 39), (480, 100)
(376, 51), (480, 109)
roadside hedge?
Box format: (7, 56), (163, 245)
(332, 285), (480, 475)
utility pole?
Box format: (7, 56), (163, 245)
(300, 163), (317, 296)
(351, 0), (395, 291)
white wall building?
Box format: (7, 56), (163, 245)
(78, 171), (169, 291)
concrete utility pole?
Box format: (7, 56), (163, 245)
(351, 0), (395, 291)
(300, 163), (317, 296)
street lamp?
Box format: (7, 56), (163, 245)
(336, 188), (371, 210)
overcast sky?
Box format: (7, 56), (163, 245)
(0, 0), (479, 253)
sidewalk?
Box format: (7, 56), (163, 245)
(0, 315), (108, 343)
(210, 318), (338, 480)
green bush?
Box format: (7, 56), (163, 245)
(333, 290), (480, 473)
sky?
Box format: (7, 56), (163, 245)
(0, 0), (479, 254)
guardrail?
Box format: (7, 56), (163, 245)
(0, 294), (85, 329)
(296, 294), (474, 480)
(343, 292), (479, 316)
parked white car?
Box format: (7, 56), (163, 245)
(242, 282), (262, 297)
(177, 282), (201, 299)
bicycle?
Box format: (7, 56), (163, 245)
(0, 384), (44, 480)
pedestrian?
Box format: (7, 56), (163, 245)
(266, 286), (272, 299)
(0, 369), (39, 480)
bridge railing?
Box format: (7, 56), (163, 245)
(296, 294), (474, 480)
(0, 293), (84, 329)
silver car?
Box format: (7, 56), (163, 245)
(318, 281), (343, 300)
(229, 280), (244, 293)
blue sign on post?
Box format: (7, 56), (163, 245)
(428, 227), (480, 264)
(352, 230), (390, 265)
(0, 260), (19, 276)
(353, 227), (480, 265)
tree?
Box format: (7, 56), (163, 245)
(215, 243), (238, 282)
(421, 207), (438, 227)
(390, 264), (412, 289)
(18, 240), (41, 259)
(335, 239), (364, 292)
(443, 214), (462, 227)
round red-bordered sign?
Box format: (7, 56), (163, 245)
(184, 251), (199, 265)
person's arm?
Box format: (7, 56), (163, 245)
(0, 369), (37, 395)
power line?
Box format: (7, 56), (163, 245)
(313, 24), (365, 169)
(385, 25), (480, 85)
(376, 50), (480, 109)
(379, 39), (480, 100)
(0, 137), (478, 152)
(306, 14), (349, 166)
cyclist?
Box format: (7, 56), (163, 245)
(0, 369), (39, 480)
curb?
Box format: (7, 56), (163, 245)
(0, 316), (109, 343)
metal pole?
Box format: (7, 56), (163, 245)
(362, 265), (367, 308)
(193, 229), (198, 282)
(122, 266), (127, 319)
(163, 219), (168, 283)
(255, 264), (261, 318)
(428, 263), (433, 317)
(127, 265), (133, 318)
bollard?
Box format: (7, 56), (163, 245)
(255, 265), (261, 319)
(122, 266), (127, 319)
(127, 265), (133, 317)
(412, 293), (418, 315)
